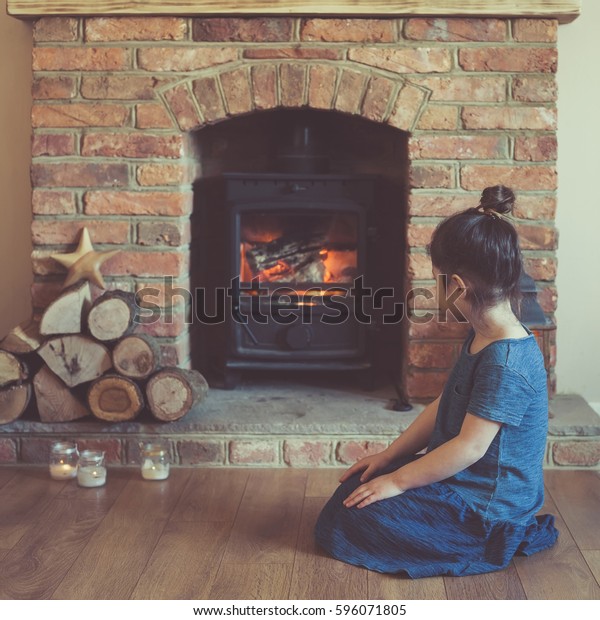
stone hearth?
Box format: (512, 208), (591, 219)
(1, 387), (598, 469)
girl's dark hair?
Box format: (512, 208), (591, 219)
(426, 185), (523, 322)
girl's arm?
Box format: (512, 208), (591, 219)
(340, 392), (442, 484)
(344, 412), (501, 509)
(385, 392), (442, 459)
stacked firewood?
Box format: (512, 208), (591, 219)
(0, 282), (208, 425)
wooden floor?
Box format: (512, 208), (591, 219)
(0, 466), (598, 600)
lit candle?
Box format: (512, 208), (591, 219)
(77, 466), (107, 488)
(141, 458), (170, 481)
(49, 441), (79, 480)
(49, 462), (77, 480)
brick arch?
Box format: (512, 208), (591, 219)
(158, 60), (431, 134)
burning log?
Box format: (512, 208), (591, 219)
(244, 233), (327, 282)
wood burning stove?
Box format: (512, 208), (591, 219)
(193, 172), (376, 388)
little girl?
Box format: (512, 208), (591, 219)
(314, 185), (559, 578)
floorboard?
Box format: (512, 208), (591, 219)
(50, 512), (167, 599)
(289, 497), (368, 599)
(0, 467), (18, 489)
(103, 468), (191, 520)
(221, 469), (307, 565)
(0, 467), (598, 600)
(444, 563), (526, 600)
(170, 469), (249, 523)
(513, 492), (600, 599)
(210, 563), (293, 600)
(368, 572), (447, 600)
(0, 469), (69, 549)
(54, 468), (130, 503)
(131, 521), (231, 600)
(0, 498), (114, 600)
(544, 470), (600, 550)
(50, 472), (190, 599)
(581, 550), (600, 586)
(305, 469), (344, 498)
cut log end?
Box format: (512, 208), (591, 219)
(88, 375), (144, 422)
(0, 384), (32, 425)
(33, 365), (89, 423)
(40, 281), (91, 336)
(38, 335), (112, 388)
(0, 350), (28, 388)
(88, 290), (137, 342)
(112, 334), (161, 380)
(1, 318), (42, 354)
(146, 368), (208, 422)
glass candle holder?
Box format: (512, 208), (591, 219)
(77, 450), (107, 488)
(49, 441), (79, 480)
(140, 443), (170, 481)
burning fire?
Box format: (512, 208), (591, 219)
(239, 212), (358, 285)
(262, 260), (292, 281)
(240, 242), (357, 284)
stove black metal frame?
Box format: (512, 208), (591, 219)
(192, 173), (377, 388)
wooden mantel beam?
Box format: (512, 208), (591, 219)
(7, 1), (582, 24)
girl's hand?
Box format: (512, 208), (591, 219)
(339, 450), (393, 484)
(343, 472), (405, 509)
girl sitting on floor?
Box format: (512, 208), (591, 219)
(314, 185), (559, 578)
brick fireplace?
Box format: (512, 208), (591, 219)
(2, 11), (584, 468)
(29, 15), (559, 394)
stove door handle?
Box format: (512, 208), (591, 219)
(233, 310), (260, 345)
(241, 322), (259, 345)
(286, 183), (308, 193)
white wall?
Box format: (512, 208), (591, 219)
(556, 0), (600, 406)
(0, 2), (32, 337)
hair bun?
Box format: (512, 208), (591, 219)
(479, 185), (515, 215)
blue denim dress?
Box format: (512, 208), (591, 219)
(314, 324), (559, 578)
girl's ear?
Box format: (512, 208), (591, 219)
(451, 273), (467, 290)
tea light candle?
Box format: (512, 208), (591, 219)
(49, 462), (77, 480)
(49, 441), (79, 480)
(141, 459), (169, 481)
(77, 466), (107, 488)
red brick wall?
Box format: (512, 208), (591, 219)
(30, 16), (558, 401)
